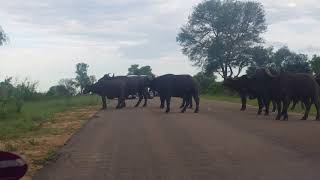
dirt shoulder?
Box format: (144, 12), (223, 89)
(0, 105), (99, 180)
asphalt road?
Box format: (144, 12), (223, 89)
(33, 98), (320, 180)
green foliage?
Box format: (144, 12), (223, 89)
(193, 73), (235, 96)
(282, 53), (311, 73)
(0, 78), (38, 115)
(75, 63), (91, 93)
(248, 46), (273, 67)
(246, 46), (274, 75)
(311, 55), (320, 75)
(127, 64), (154, 76)
(58, 78), (77, 96)
(47, 85), (71, 96)
(177, 0), (267, 79)
(193, 72), (216, 94)
(271, 46), (311, 73)
(247, 46), (311, 74)
(89, 75), (96, 84)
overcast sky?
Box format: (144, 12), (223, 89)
(0, 0), (320, 91)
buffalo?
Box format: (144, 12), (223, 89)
(100, 74), (153, 107)
(83, 79), (126, 109)
(150, 74), (199, 113)
(251, 69), (320, 121)
(223, 75), (277, 114)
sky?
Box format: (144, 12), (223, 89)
(0, 0), (320, 91)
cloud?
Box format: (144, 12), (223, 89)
(0, 0), (320, 90)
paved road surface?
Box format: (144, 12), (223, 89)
(34, 98), (320, 180)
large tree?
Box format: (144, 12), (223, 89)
(177, 0), (267, 79)
(75, 63), (90, 93)
(128, 64), (154, 76)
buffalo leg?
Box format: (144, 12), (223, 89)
(181, 95), (192, 113)
(240, 95), (247, 111)
(281, 97), (290, 121)
(301, 99), (311, 120)
(101, 96), (107, 109)
(160, 95), (165, 109)
(257, 97), (263, 115)
(189, 98), (193, 109)
(165, 96), (171, 113)
(314, 98), (320, 120)
(264, 98), (270, 116)
(142, 89), (148, 107)
(272, 100), (277, 112)
(134, 93), (143, 107)
(194, 92), (200, 113)
(180, 98), (185, 108)
(275, 100), (282, 120)
(116, 98), (122, 109)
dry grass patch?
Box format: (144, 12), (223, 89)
(0, 105), (99, 179)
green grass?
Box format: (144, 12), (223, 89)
(202, 94), (318, 116)
(0, 95), (100, 140)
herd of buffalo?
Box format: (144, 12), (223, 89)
(224, 68), (320, 121)
(84, 68), (320, 121)
(83, 74), (200, 113)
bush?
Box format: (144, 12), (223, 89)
(47, 85), (71, 96)
(193, 73), (237, 96)
(193, 72), (216, 94)
(0, 77), (38, 115)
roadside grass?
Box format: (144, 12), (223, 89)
(0, 95), (100, 140)
(33, 148), (60, 166)
(202, 94), (318, 116)
(0, 99), (100, 178)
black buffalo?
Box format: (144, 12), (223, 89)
(291, 74), (320, 110)
(223, 75), (277, 114)
(251, 69), (320, 121)
(100, 74), (152, 107)
(83, 79), (126, 109)
(150, 74), (199, 113)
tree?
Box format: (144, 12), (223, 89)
(0, 26), (7, 46)
(127, 64), (154, 76)
(282, 53), (311, 73)
(311, 55), (320, 75)
(177, 0), (267, 79)
(271, 46), (311, 73)
(248, 46), (273, 67)
(246, 46), (274, 75)
(138, 66), (153, 76)
(89, 75), (96, 84)
(193, 72), (216, 94)
(272, 46), (292, 67)
(128, 64), (140, 75)
(75, 63), (90, 93)
(59, 78), (77, 96)
(47, 85), (70, 96)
